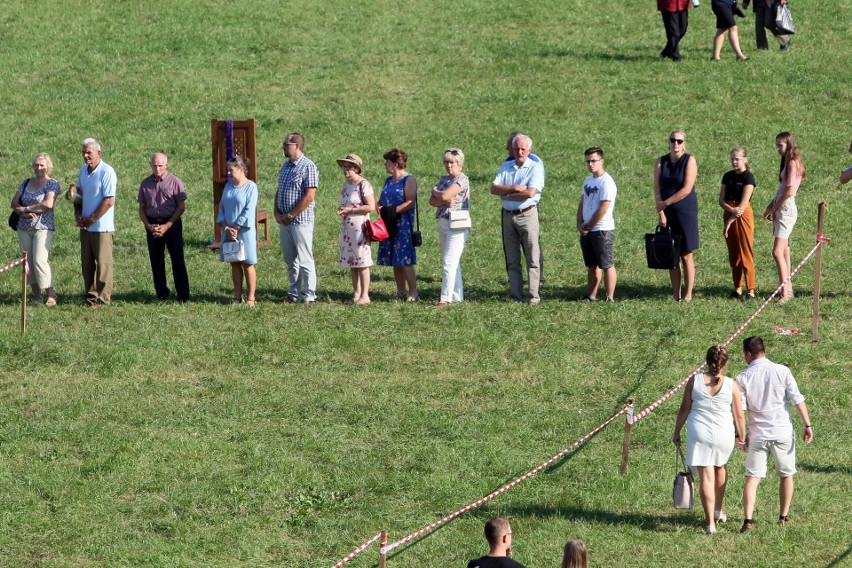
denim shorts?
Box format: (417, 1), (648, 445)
(580, 230), (615, 269)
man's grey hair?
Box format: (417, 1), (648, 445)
(82, 138), (102, 152)
(511, 133), (533, 150)
(150, 152), (168, 163)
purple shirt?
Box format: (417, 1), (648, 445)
(137, 171), (187, 218)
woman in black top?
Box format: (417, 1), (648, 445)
(654, 129), (699, 301)
(719, 147), (757, 300)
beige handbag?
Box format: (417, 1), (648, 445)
(673, 445), (694, 509)
(449, 209), (471, 230)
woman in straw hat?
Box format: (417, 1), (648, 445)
(336, 153), (376, 304)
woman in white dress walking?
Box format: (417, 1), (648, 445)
(674, 345), (746, 533)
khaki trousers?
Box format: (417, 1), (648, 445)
(501, 208), (541, 301)
(81, 230), (114, 304)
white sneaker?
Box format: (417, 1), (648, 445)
(714, 511), (727, 523)
(705, 525), (717, 534)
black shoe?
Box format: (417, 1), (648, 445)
(729, 290), (743, 299)
(741, 519), (755, 533)
(780, 39), (793, 50)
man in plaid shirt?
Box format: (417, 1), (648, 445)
(275, 132), (319, 303)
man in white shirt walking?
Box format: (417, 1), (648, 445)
(736, 335), (813, 533)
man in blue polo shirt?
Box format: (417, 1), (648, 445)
(491, 134), (545, 304)
(75, 138), (117, 307)
(275, 132), (319, 304)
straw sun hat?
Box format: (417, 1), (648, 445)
(336, 153), (363, 173)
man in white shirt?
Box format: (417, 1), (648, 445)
(736, 336), (813, 533)
(576, 147), (617, 302)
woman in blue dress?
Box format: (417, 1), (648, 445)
(217, 156), (258, 306)
(654, 129), (699, 301)
(377, 147), (419, 301)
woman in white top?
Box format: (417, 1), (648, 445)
(674, 345), (746, 533)
(429, 148), (471, 306)
(763, 131), (805, 304)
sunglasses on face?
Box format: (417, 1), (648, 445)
(670, 138), (685, 145)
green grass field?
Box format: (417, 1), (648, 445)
(1, 1), (851, 566)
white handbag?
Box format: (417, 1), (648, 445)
(448, 209), (471, 230)
(221, 239), (246, 263)
(672, 445), (694, 510)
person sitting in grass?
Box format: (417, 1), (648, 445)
(467, 516), (526, 568)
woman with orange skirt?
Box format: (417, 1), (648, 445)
(719, 146), (756, 300)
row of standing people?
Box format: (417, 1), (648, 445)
(655, 129), (808, 303)
(11, 134), (849, 307)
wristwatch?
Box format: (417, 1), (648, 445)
(285, 213), (293, 222)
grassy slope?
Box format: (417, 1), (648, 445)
(0, 1), (850, 566)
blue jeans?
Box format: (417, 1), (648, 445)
(279, 222), (316, 302)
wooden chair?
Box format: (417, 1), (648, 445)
(256, 208), (271, 247)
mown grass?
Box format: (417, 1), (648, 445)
(1, 1), (851, 566)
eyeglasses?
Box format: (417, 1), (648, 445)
(669, 138), (685, 145)
(446, 149), (460, 156)
(282, 142), (297, 148)
(585, 158), (601, 164)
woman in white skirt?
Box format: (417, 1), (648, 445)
(674, 345), (746, 533)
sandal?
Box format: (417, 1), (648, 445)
(45, 297), (57, 306)
(406, 294), (420, 302)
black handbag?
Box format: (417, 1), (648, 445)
(8, 211), (20, 230)
(645, 226), (682, 269)
(411, 189), (422, 247)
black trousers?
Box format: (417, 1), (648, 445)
(660, 10), (689, 60)
(146, 218), (190, 301)
(754, 2), (789, 49)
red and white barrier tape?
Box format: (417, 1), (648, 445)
(332, 531), (383, 567)
(632, 234), (828, 425)
(379, 403), (632, 556)
(0, 256), (29, 275)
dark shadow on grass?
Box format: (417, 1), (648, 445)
(503, 503), (694, 532)
(536, 49), (646, 62)
(825, 545), (852, 568)
(799, 462), (852, 476)
(385, 448), (590, 561)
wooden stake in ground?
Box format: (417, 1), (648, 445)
(379, 530), (388, 568)
(620, 399), (634, 476)
(20, 252), (27, 333)
(811, 202), (827, 342)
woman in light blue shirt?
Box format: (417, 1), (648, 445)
(217, 156), (258, 306)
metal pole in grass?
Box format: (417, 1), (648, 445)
(20, 252), (27, 333)
(620, 399), (634, 475)
(811, 202), (827, 342)
(378, 530), (388, 568)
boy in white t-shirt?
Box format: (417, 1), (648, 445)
(576, 147), (617, 302)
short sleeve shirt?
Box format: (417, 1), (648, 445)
(581, 171), (617, 231)
(78, 160), (117, 232)
(493, 158), (544, 211)
(276, 154), (319, 224)
(721, 169), (756, 203)
(137, 171), (187, 218)
(17, 178), (62, 231)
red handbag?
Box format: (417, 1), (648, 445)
(364, 217), (389, 242)
(358, 181), (389, 242)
